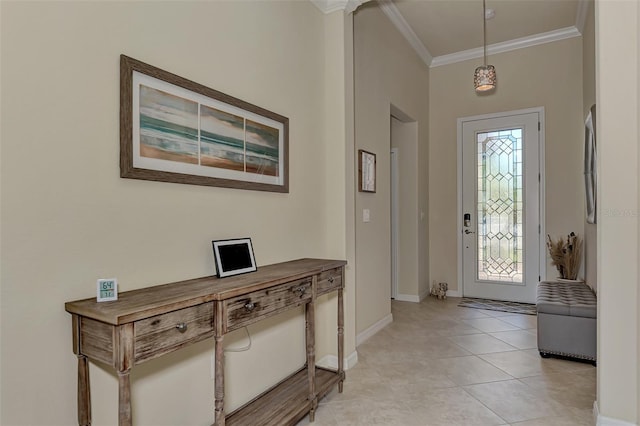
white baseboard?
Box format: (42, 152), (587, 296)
(395, 288), (434, 302)
(356, 313), (393, 346)
(396, 290), (463, 301)
(594, 401), (638, 426)
(597, 415), (637, 426)
(420, 288), (431, 301)
(395, 293), (420, 303)
(316, 350), (359, 370)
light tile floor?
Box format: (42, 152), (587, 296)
(298, 296), (596, 426)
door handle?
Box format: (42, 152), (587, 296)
(464, 229), (475, 234)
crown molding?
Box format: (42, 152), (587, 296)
(379, 0), (433, 67)
(375, 1), (585, 69)
(310, 0), (369, 14)
(430, 26), (581, 68)
(575, 0), (591, 34)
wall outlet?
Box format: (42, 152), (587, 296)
(363, 209), (370, 222)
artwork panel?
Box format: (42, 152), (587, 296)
(139, 85), (199, 164)
(200, 105), (245, 171)
(245, 119), (280, 177)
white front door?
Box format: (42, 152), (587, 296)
(460, 110), (542, 303)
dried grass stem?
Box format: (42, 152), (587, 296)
(546, 232), (583, 280)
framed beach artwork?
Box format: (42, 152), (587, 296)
(120, 55), (289, 192)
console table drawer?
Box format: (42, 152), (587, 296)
(225, 278), (312, 332)
(134, 303), (214, 363)
(317, 267), (343, 296)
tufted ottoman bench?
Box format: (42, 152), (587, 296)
(536, 281), (597, 364)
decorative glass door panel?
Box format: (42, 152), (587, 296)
(476, 129), (524, 284)
(461, 111), (540, 303)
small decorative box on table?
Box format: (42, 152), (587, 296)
(65, 258), (347, 426)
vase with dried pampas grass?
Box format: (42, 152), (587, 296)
(546, 232), (583, 280)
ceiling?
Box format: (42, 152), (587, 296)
(378, 0), (589, 67)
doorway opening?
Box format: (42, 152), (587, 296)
(390, 105), (419, 302)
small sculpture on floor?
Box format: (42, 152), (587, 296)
(430, 282), (448, 300)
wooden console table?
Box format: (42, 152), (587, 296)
(65, 258), (346, 426)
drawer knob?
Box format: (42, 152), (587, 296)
(244, 302), (255, 312)
(175, 323), (188, 333)
(293, 285), (308, 297)
(328, 277), (335, 284)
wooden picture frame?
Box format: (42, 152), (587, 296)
(358, 149), (376, 193)
(120, 55), (289, 193)
(212, 238), (257, 278)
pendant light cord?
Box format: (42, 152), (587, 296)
(483, 0), (487, 67)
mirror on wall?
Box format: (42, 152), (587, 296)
(584, 104), (597, 224)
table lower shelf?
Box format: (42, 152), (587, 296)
(224, 366), (341, 426)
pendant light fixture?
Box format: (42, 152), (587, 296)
(474, 0), (496, 92)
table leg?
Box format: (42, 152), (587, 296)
(338, 287), (344, 393)
(118, 370), (132, 426)
(115, 323), (134, 426)
(77, 354), (91, 426)
(214, 334), (225, 426)
(306, 300), (316, 422)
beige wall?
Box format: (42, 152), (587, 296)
(354, 3), (430, 334)
(316, 10), (357, 366)
(596, 0), (639, 422)
(0, 2), (353, 424)
(429, 37), (585, 293)
(583, 0), (597, 293)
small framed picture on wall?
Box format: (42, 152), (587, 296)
(358, 150), (376, 193)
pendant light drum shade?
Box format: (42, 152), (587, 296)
(474, 65), (496, 92)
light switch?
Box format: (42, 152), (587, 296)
(363, 209), (370, 222)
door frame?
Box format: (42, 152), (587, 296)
(456, 107), (546, 299)
(390, 147), (399, 299)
